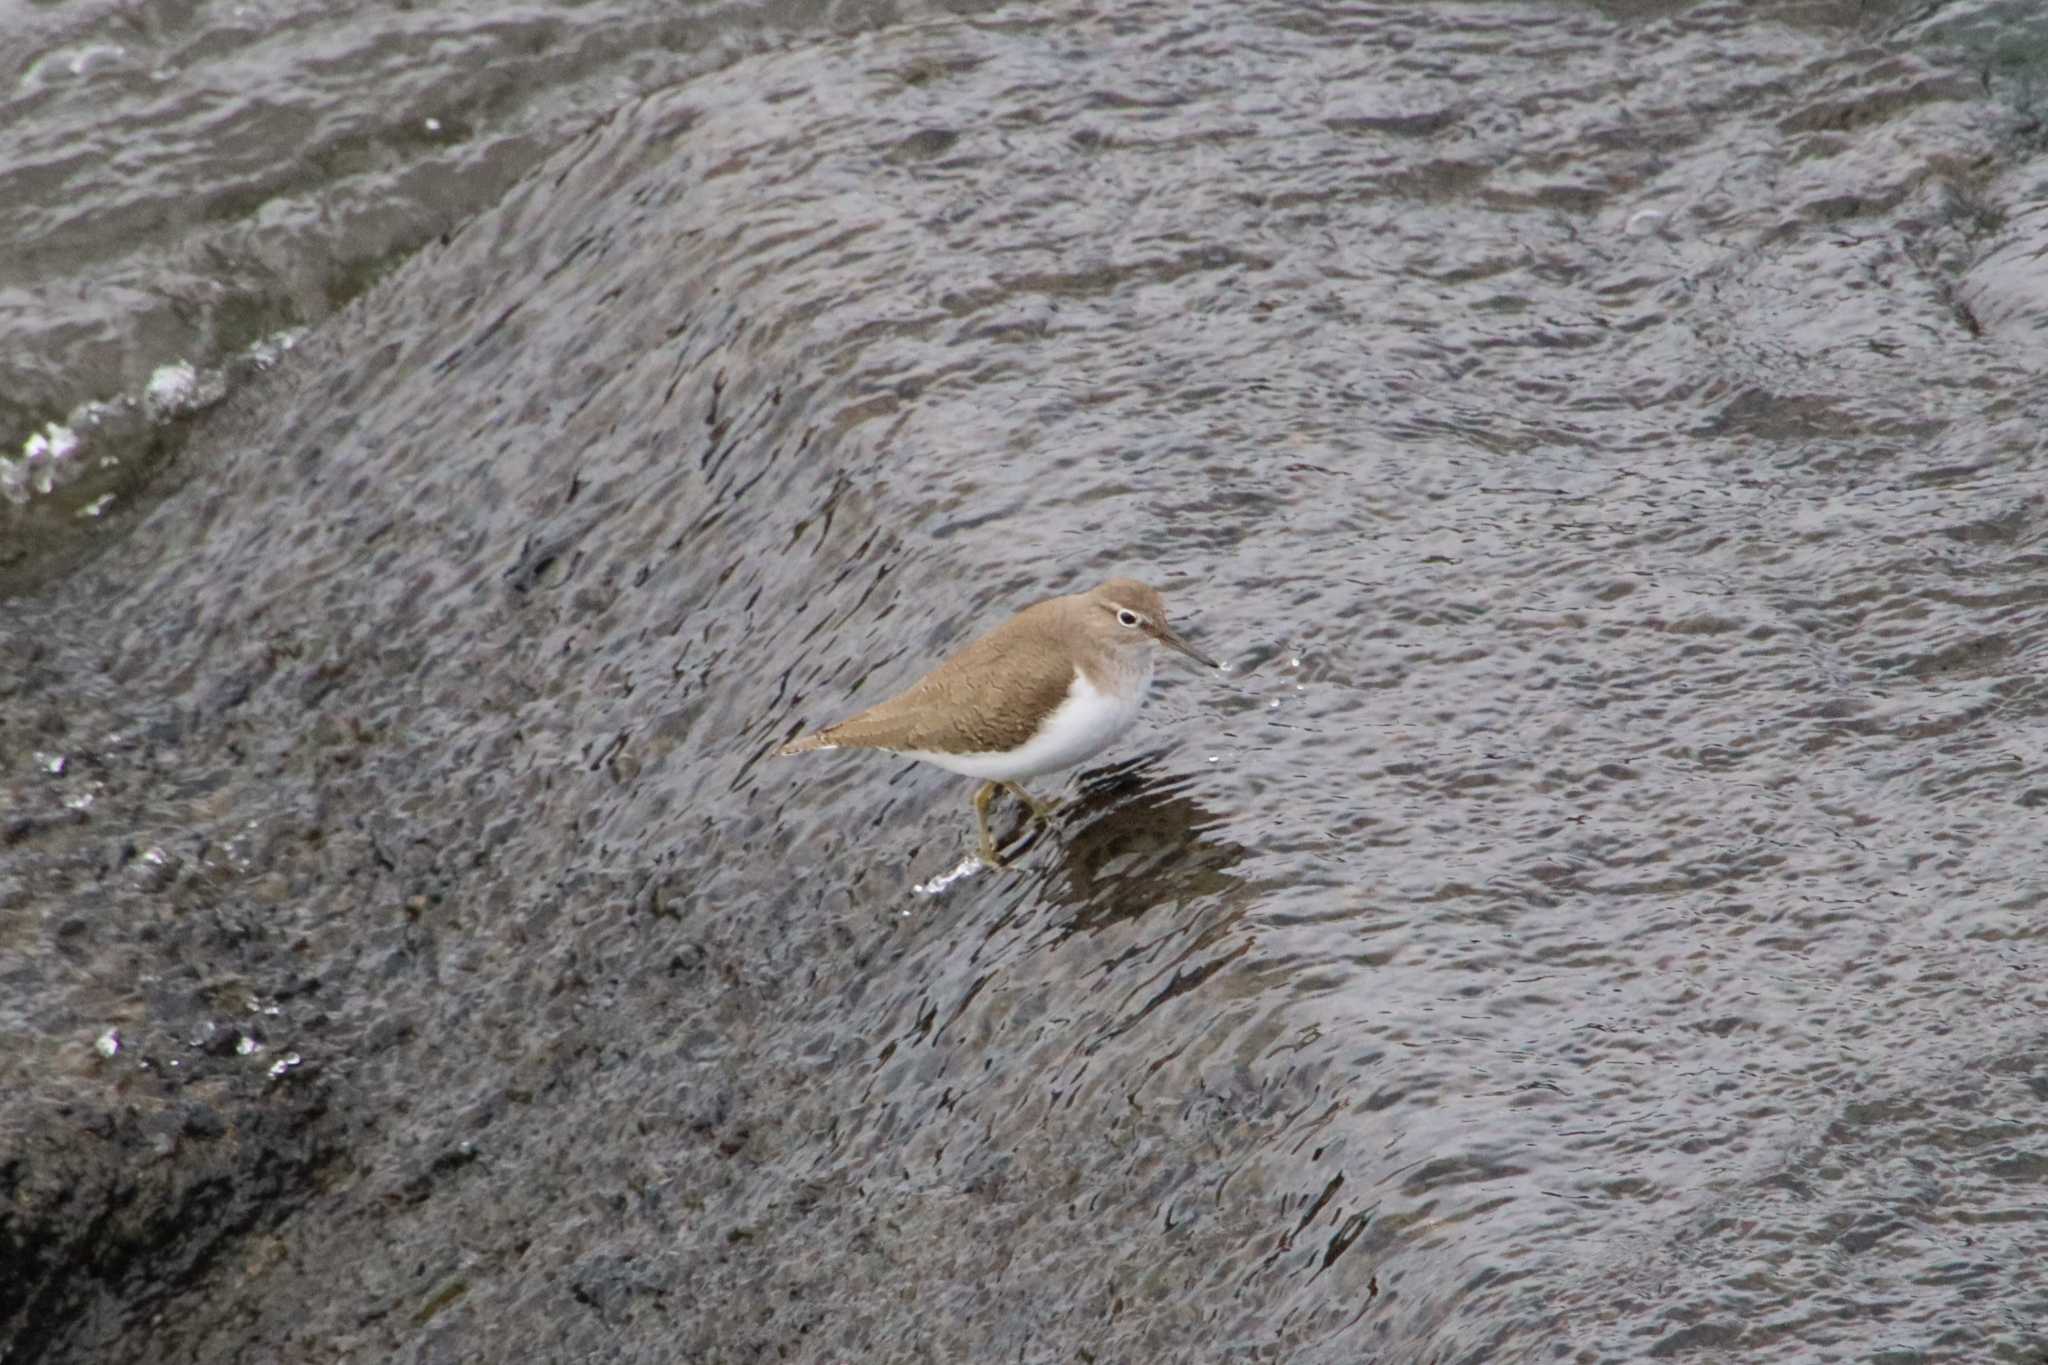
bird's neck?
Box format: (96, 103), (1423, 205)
(1075, 646), (1152, 701)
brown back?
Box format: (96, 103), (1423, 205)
(781, 594), (1085, 755)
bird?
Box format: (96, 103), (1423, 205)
(776, 578), (1218, 865)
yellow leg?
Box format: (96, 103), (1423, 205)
(972, 781), (1064, 866)
(1000, 782), (1062, 824)
(972, 781), (1005, 867)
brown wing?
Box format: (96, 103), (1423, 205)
(779, 599), (1077, 756)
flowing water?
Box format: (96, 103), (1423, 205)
(3, 1), (2046, 1361)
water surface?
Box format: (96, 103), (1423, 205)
(2, 1), (2045, 1361)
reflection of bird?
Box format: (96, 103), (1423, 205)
(778, 579), (1218, 865)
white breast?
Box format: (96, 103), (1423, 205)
(904, 662), (1149, 782)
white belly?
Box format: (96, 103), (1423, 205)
(905, 665), (1147, 782)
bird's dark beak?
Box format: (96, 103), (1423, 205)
(1154, 623), (1219, 670)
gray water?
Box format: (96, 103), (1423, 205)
(3, 1), (2046, 1361)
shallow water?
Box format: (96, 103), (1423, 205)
(3, 0), (2046, 1361)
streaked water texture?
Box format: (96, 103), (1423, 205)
(2, 1), (2045, 1361)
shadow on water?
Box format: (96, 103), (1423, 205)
(888, 750), (1282, 1107)
(1044, 753), (1253, 935)
(6, 0), (2048, 1360)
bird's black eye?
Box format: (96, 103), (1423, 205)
(1117, 609), (1142, 628)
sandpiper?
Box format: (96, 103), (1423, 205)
(777, 578), (1218, 865)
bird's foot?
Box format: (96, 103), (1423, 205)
(971, 781), (1064, 867)
(972, 781), (1009, 867)
(1001, 782), (1064, 824)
